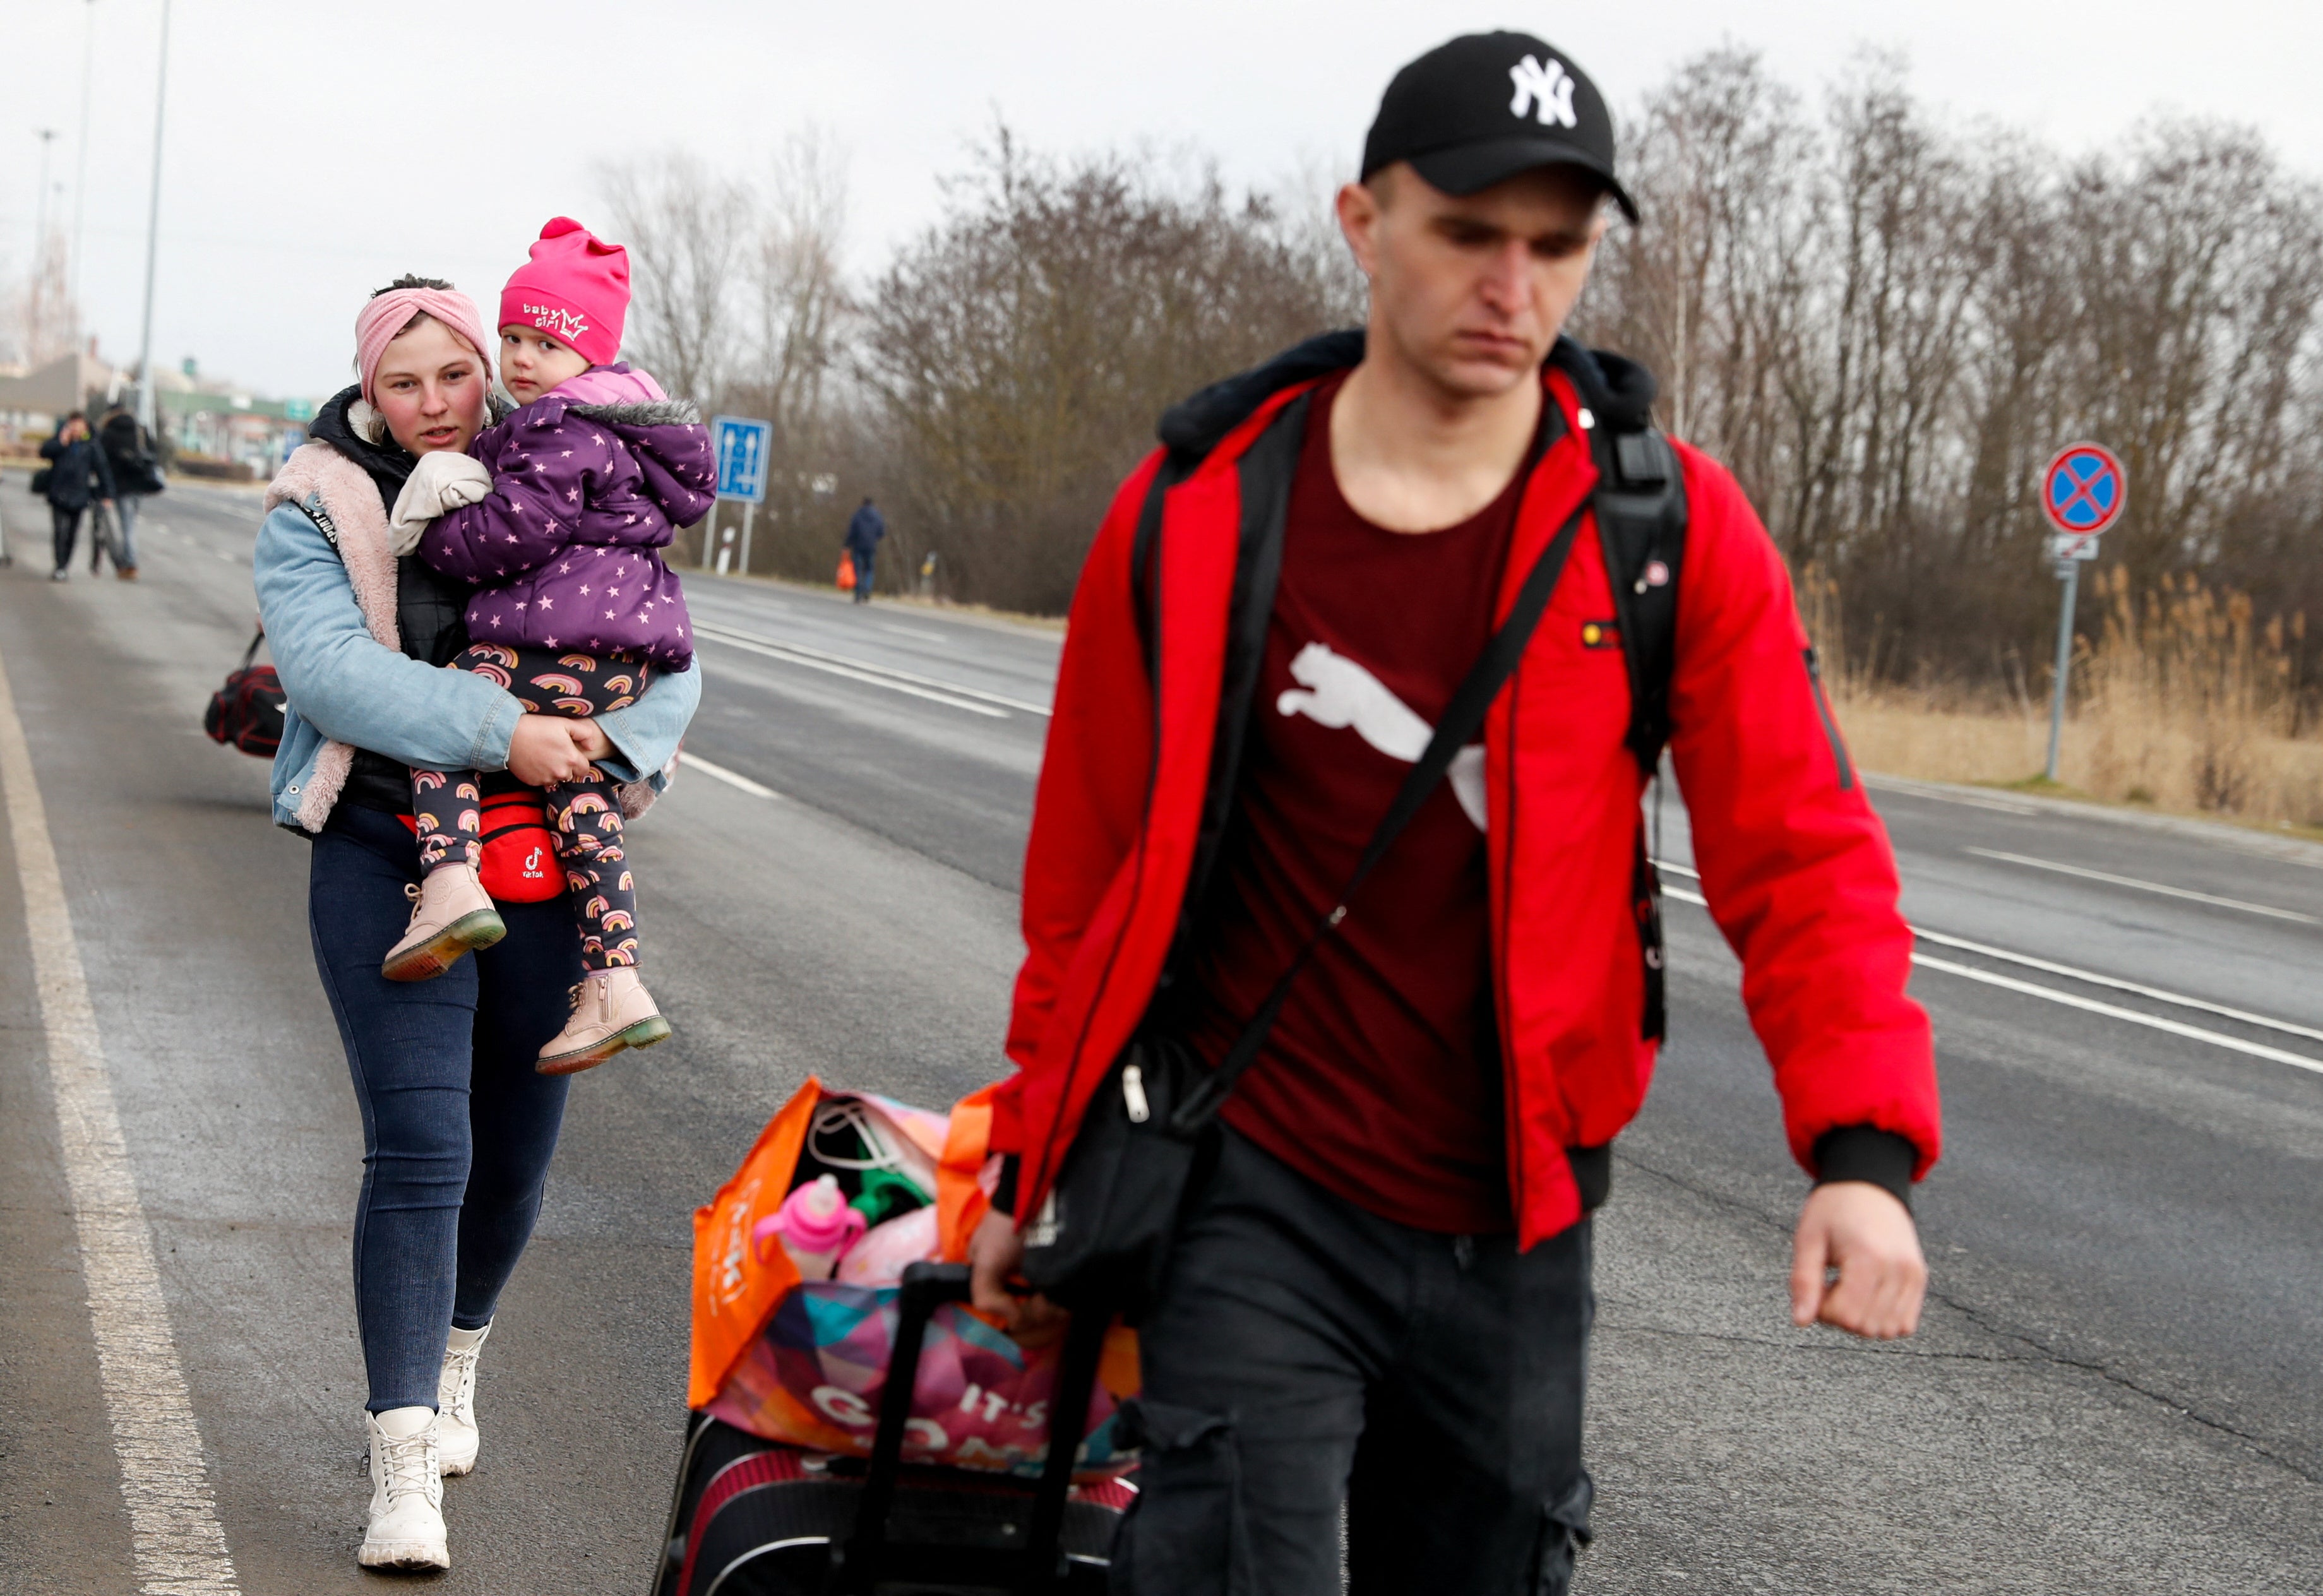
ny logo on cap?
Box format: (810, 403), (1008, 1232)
(1508, 54), (1578, 129)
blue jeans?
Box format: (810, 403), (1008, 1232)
(112, 496), (140, 569)
(851, 547), (875, 601)
(308, 804), (579, 1412)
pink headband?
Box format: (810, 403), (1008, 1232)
(354, 286), (496, 405)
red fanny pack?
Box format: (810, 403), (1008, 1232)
(398, 790), (565, 903)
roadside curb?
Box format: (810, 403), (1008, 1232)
(1864, 771), (2323, 870)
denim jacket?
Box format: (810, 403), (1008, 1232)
(254, 494), (700, 832)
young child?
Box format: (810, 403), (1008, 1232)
(381, 217), (715, 1076)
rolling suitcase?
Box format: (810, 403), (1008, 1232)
(654, 1261), (1133, 1595)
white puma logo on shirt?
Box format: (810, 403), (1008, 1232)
(1277, 641), (1487, 831)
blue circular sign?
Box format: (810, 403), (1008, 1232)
(2042, 443), (2127, 537)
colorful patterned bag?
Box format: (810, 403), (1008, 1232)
(690, 1078), (1138, 1480)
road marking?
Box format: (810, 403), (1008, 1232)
(1909, 954), (2323, 1076)
(1908, 926), (2323, 1045)
(1864, 773), (2039, 815)
(695, 620), (1051, 717)
(1963, 847), (2318, 924)
(878, 623), (950, 645)
(696, 624), (1008, 718)
(1657, 871), (2323, 1077)
(0, 643), (242, 1593)
(682, 752), (782, 799)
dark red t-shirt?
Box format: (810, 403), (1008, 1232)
(1183, 374), (1528, 1234)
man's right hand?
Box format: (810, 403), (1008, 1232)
(967, 1206), (1065, 1338)
(507, 716), (595, 786)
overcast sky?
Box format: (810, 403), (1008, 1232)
(7, 0), (2321, 400)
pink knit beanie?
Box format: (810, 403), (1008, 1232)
(354, 285), (495, 406)
(498, 217), (630, 366)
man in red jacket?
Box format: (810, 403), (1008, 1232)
(970, 31), (1940, 1595)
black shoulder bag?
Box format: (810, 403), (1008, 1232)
(1020, 493), (1592, 1319)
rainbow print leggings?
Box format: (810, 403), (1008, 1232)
(411, 643), (650, 972)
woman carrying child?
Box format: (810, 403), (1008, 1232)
(380, 217), (714, 1073)
(256, 266), (700, 1571)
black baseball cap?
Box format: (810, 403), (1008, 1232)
(1361, 32), (1638, 223)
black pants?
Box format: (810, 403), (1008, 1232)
(1114, 1130), (1594, 1596)
(50, 504), (85, 571)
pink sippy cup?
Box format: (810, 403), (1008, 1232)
(753, 1175), (868, 1281)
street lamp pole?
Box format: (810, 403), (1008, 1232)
(32, 130), (57, 352)
(33, 129), (58, 253)
(131, 0), (170, 438)
(71, 0), (97, 309)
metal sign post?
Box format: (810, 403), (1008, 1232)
(2038, 443), (2127, 782)
(708, 415), (772, 576)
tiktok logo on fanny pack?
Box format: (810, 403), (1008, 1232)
(1508, 54), (1579, 129)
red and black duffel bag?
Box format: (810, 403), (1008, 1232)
(204, 631), (286, 758)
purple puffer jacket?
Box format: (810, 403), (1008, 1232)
(419, 384), (715, 669)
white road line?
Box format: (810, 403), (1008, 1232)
(1656, 876), (2323, 1077)
(695, 621), (1051, 716)
(1910, 954), (2323, 1076)
(1864, 773), (2040, 814)
(681, 752), (782, 799)
(1963, 847), (2318, 924)
(0, 643), (241, 1593)
(1908, 926), (2323, 1045)
(878, 623), (950, 645)
(696, 626), (1008, 718)
(1656, 857), (2323, 1045)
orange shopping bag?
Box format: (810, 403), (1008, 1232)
(687, 1078), (1017, 1409)
(690, 1078), (1140, 1478)
(835, 554), (857, 590)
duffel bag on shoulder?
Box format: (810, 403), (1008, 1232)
(203, 631), (285, 759)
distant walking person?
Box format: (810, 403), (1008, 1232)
(844, 496), (885, 603)
(37, 412), (116, 582)
(97, 405), (164, 579)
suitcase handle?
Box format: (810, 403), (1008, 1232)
(844, 1261), (1109, 1594)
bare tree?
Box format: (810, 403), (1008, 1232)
(853, 128), (1356, 612)
(596, 151), (748, 406)
(3, 230), (81, 369)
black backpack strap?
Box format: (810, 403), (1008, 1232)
(1551, 341), (1687, 1044)
(241, 629), (266, 670)
(1550, 340), (1688, 778)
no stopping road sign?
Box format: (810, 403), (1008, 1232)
(2041, 443), (2127, 545)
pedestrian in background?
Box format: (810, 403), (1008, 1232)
(844, 495), (885, 604)
(37, 411), (116, 583)
(97, 405), (164, 580)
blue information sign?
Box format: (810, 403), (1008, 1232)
(712, 415), (772, 504)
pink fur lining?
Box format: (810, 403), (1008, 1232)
(268, 444), (401, 831)
(266, 441), (660, 829)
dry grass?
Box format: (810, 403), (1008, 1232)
(1806, 568), (2323, 831)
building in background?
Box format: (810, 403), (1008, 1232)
(0, 352), (316, 479)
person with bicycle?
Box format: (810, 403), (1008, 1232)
(970, 32), (1940, 1594)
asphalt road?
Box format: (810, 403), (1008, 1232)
(0, 470), (2317, 1593)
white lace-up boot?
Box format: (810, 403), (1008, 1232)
(360, 1406), (449, 1569)
(436, 1321), (491, 1477)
